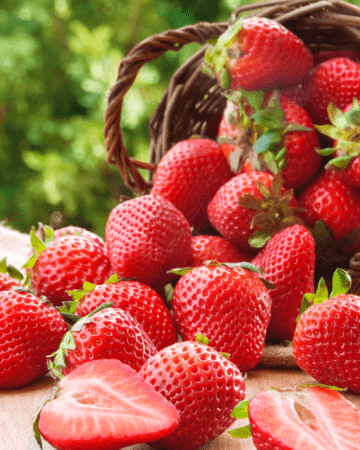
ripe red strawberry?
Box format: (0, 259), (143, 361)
(231, 386), (360, 450)
(0, 290), (68, 389)
(218, 93), (321, 190)
(304, 57), (360, 124)
(29, 234), (111, 306)
(54, 225), (107, 252)
(74, 280), (178, 350)
(191, 235), (251, 266)
(38, 359), (179, 450)
(312, 49), (360, 66)
(204, 17), (312, 91)
(151, 138), (232, 232)
(0, 272), (21, 291)
(105, 195), (192, 292)
(50, 306), (157, 376)
(207, 171), (302, 252)
(251, 224), (315, 341)
(293, 270), (360, 393)
(171, 264), (271, 371)
(298, 168), (360, 243)
(138, 340), (245, 450)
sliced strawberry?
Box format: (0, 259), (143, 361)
(247, 386), (360, 450)
(38, 359), (179, 450)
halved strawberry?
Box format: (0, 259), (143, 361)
(37, 359), (179, 450)
(231, 385), (360, 450)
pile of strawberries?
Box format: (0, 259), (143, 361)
(2, 14), (360, 450)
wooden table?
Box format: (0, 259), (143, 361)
(5, 365), (360, 450)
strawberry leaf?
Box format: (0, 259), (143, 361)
(196, 333), (210, 345)
(298, 293), (315, 318)
(30, 227), (47, 255)
(168, 267), (194, 276)
(252, 106), (285, 130)
(253, 130), (283, 154)
(328, 154), (354, 169)
(33, 410), (43, 449)
(228, 424), (252, 438)
(327, 102), (349, 129)
(316, 147), (336, 156)
(238, 87), (265, 112)
(329, 268), (352, 298)
(231, 399), (249, 419)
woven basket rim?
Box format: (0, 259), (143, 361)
(103, 0), (360, 195)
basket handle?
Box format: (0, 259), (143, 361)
(103, 21), (229, 194)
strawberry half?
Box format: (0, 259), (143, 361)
(38, 359), (179, 450)
(231, 386), (360, 450)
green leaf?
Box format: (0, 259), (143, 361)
(252, 107), (285, 130)
(283, 123), (313, 133)
(327, 102), (349, 129)
(0, 258), (7, 274)
(222, 262), (265, 274)
(259, 277), (277, 290)
(231, 399), (249, 419)
(220, 68), (231, 89)
(168, 267), (194, 276)
(298, 292), (315, 318)
(328, 154), (354, 169)
(314, 277), (329, 302)
(22, 254), (37, 270)
(329, 268), (352, 298)
(196, 333), (210, 345)
(315, 124), (350, 141)
(105, 273), (119, 284)
(248, 228), (272, 249)
(71, 301), (113, 332)
(316, 147), (336, 156)
(30, 227), (47, 255)
(262, 150), (280, 174)
(33, 410), (43, 449)
(217, 16), (243, 48)
(237, 88), (265, 112)
(229, 424), (252, 438)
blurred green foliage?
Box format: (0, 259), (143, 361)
(2, 0), (260, 236)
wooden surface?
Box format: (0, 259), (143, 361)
(4, 367), (360, 450)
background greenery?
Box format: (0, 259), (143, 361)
(1, 0), (360, 237)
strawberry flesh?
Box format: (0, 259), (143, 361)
(249, 386), (360, 450)
(38, 359), (179, 450)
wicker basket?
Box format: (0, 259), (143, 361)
(103, 0), (360, 196)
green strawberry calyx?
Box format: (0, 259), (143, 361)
(315, 98), (360, 170)
(203, 15), (245, 89)
(0, 257), (23, 282)
(298, 268), (352, 318)
(170, 262), (276, 290)
(219, 89), (313, 175)
(239, 171), (306, 249)
(47, 301), (114, 379)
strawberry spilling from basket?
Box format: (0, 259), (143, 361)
(3, 2), (360, 450)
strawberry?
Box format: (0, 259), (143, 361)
(74, 280), (178, 350)
(231, 385), (360, 450)
(312, 49), (360, 66)
(105, 195), (192, 292)
(218, 92), (321, 190)
(37, 359), (179, 450)
(0, 290), (68, 389)
(28, 233), (111, 306)
(315, 99), (360, 189)
(293, 269), (360, 393)
(304, 57), (360, 124)
(204, 17), (312, 91)
(298, 168), (360, 243)
(207, 171), (302, 252)
(171, 263), (272, 371)
(50, 305), (157, 376)
(138, 340), (245, 450)
(252, 224), (315, 341)
(53, 225), (107, 252)
(191, 235), (251, 266)
(151, 138), (232, 232)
